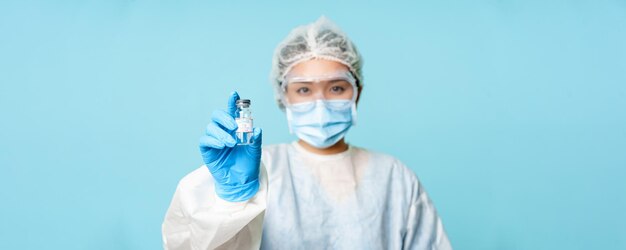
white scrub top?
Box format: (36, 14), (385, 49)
(162, 142), (452, 250)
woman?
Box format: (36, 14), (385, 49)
(162, 16), (452, 250)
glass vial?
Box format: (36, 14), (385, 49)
(235, 99), (253, 145)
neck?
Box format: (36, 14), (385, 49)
(298, 139), (349, 155)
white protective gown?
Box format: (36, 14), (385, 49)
(162, 142), (452, 249)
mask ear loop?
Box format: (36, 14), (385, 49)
(351, 102), (357, 126)
(280, 81), (295, 134)
(286, 108), (294, 134)
(349, 80), (358, 127)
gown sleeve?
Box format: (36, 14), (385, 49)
(401, 166), (453, 250)
(162, 162), (268, 250)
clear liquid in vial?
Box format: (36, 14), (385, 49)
(236, 117), (253, 145)
(235, 99), (253, 145)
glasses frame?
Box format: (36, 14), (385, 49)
(280, 70), (358, 107)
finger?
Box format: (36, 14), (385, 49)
(205, 122), (237, 147)
(227, 91), (240, 118)
(199, 135), (226, 149)
(250, 127), (262, 149)
(211, 109), (237, 131)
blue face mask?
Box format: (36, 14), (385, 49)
(286, 99), (356, 149)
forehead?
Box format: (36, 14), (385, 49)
(288, 59), (350, 76)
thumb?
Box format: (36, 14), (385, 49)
(249, 127), (262, 151)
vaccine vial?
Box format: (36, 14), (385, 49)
(235, 99), (253, 145)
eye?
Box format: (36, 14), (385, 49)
(330, 86), (345, 94)
(296, 87), (311, 95)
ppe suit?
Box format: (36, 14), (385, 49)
(162, 142), (451, 249)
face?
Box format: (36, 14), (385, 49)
(282, 59), (359, 105)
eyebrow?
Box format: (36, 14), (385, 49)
(328, 79), (349, 83)
(289, 79), (349, 84)
(289, 81), (313, 84)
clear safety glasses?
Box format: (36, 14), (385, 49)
(280, 70), (358, 111)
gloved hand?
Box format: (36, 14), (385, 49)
(199, 91), (263, 202)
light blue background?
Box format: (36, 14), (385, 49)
(1, 1), (625, 249)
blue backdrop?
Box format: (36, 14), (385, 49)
(1, 1), (625, 249)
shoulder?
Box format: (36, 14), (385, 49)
(260, 143), (292, 163)
(355, 146), (419, 180)
(355, 146), (425, 196)
(259, 143), (292, 174)
(261, 143), (291, 158)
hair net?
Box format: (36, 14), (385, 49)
(270, 16), (364, 110)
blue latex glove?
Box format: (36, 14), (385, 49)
(199, 91), (262, 202)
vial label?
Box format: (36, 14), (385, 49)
(236, 118), (253, 133)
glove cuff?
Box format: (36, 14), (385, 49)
(214, 179), (260, 202)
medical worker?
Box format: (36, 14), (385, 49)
(162, 16), (452, 250)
